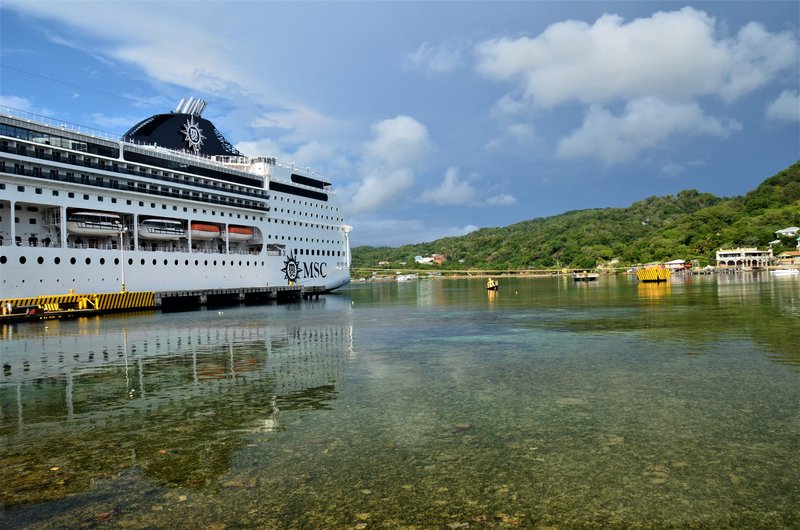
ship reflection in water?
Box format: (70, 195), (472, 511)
(0, 304), (353, 509)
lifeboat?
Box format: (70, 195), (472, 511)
(226, 225), (254, 242)
(138, 218), (185, 240)
(190, 222), (221, 240)
(66, 211), (122, 237)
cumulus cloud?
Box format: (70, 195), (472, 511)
(404, 40), (466, 74)
(556, 97), (741, 164)
(475, 7), (798, 108)
(349, 116), (432, 213)
(420, 167), (477, 205)
(765, 90), (800, 123)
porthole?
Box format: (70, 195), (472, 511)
(99, 258), (105, 265)
(114, 258), (119, 265)
(204, 260), (208, 266)
(37, 257), (44, 264)
(128, 258), (133, 265)
(19, 256), (27, 264)
(222, 261), (226, 266)
(185, 260), (189, 265)
(54, 257), (61, 265)
(85, 258), (91, 265)
(152, 259), (157, 265)
(140, 259), (145, 265)
(70, 257), (76, 265)
(0, 256), (7, 264)
(195, 260), (199, 266)
(213, 260), (217, 266)
(164, 259), (168, 265)
(174, 259), (179, 265)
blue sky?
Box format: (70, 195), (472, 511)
(1, 1), (798, 247)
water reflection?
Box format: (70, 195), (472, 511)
(0, 307), (353, 509)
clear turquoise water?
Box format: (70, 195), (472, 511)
(1, 274), (798, 528)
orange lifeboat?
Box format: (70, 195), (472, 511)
(226, 225), (254, 242)
(190, 222), (221, 240)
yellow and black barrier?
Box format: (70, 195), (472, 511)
(636, 267), (670, 283)
(1, 291), (155, 319)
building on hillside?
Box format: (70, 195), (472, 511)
(716, 248), (773, 269)
(775, 226), (800, 237)
(432, 254), (447, 265)
(414, 255), (434, 265)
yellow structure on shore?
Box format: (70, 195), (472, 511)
(636, 266), (670, 283)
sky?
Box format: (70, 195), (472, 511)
(0, 1), (798, 247)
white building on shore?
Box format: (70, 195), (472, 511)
(716, 248), (773, 269)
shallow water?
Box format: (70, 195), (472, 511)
(1, 274), (798, 528)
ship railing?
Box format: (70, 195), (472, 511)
(0, 105), (121, 142)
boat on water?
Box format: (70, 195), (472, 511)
(770, 268), (799, 276)
(0, 98), (351, 298)
(486, 277), (499, 291)
(396, 274), (417, 282)
(573, 271), (599, 281)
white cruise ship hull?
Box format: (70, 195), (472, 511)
(0, 100), (351, 298)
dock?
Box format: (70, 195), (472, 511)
(0, 284), (327, 323)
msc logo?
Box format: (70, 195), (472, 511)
(281, 256), (327, 284)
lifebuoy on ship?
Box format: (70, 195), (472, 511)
(190, 222), (221, 240)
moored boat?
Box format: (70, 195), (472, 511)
(66, 211), (122, 237)
(138, 218), (185, 240)
(190, 222), (221, 240)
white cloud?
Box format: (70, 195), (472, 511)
(420, 167), (476, 205)
(486, 194), (518, 206)
(475, 7), (798, 108)
(349, 116), (432, 214)
(349, 216), (478, 247)
(556, 97), (741, 165)
(405, 40), (465, 74)
(0, 95), (34, 111)
(765, 90), (800, 123)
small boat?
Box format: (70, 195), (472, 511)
(486, 278), (499, 291)
(396, 274), (417, 282)
(770, 269), (799, 276)
(573, 272), (599, 281)
(636, 266), (670, 283)
(190, 222), (221, 240)
(138, 218), (185, 240)
(66, 211), (122, 237)
(226, 225), (255, 242)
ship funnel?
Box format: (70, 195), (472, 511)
(175, 98), (185, 113)
(176, 97), (206, 116)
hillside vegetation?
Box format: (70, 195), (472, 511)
(352, 161), (800, 270)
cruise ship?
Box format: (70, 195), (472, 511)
(0, 98), (352, 299)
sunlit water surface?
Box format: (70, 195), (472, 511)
(1, 274), (798, 529)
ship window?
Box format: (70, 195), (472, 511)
(55, 257), (61, 264)
(69, 192), (74, 198)
(83, 194), (89, 200)
(111, 198), (117, 204)
(140, 259), (145, 265)
(98, 197), (103, 202)
(164, 259), (168, 265)
(35, 188), (42, 195)
(70, 257), (76, 264)
(53, 190), (59, 196)
(0, 256), (6, 264)
(85, 258), (91, 265)
(99, 258), (105, 265)
(19, 256), (26, 264)
(204, 260), (208, 266)
(29, 219), (36, 225)
(37, 256), (44, 264)
(152, 259), (157, 265)
(114, 258), (119, 265)
(17, 185), (24, 192)
(128, 258), (133, 265)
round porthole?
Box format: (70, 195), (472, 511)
(19, 256), (27, 264)
(54, 257), (61, 265)
(70, 257), (77, 265)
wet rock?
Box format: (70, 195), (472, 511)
(451, 423), (472, 433)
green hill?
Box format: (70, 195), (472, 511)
(352, 161), (800, 271)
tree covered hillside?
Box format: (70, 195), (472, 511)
(352, 162), (800, 270)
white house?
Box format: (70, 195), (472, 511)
(775, 226), (799, 237)
(716, 248), (773, 269)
